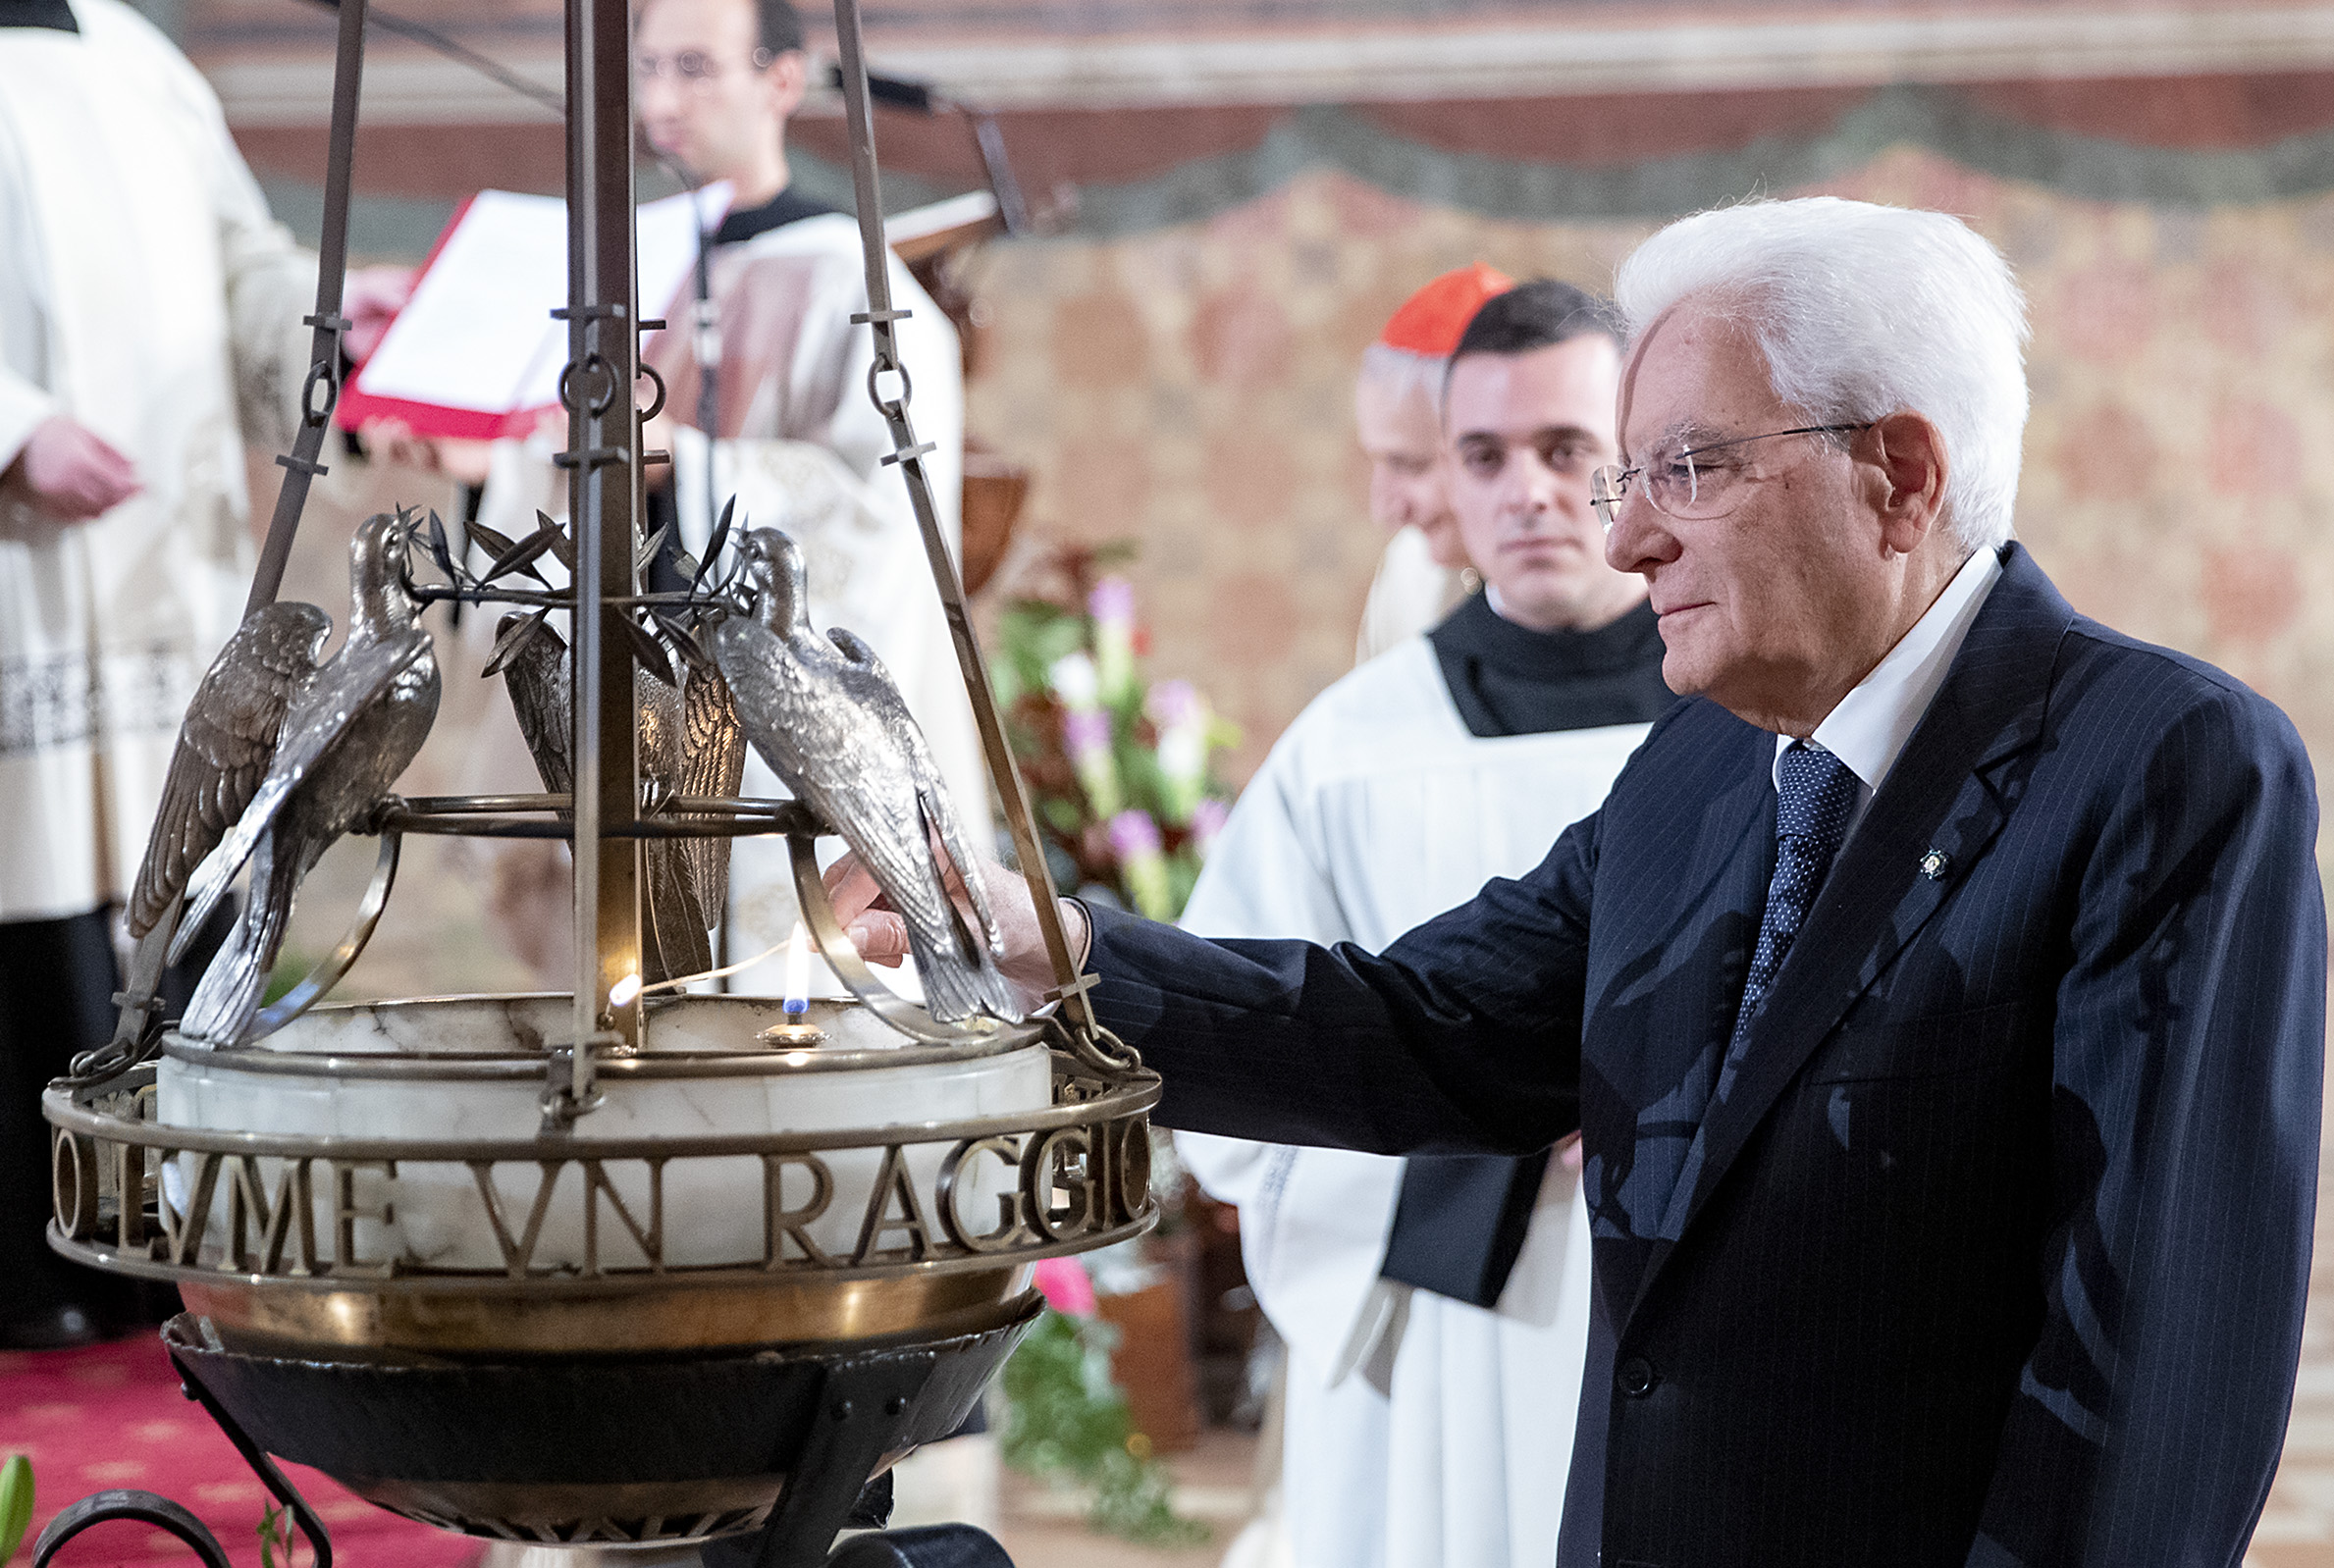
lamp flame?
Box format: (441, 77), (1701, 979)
(784, 921), (811, 1018)
(608, 972), (642, 1009)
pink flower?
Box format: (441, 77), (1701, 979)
(1034, 1256), (1097, 1316)
(1108, 810), (1163, 859)
(1063, 709), (1114, 758)
(1145, 679), (1203, 731)
(1088, 577), (1138, 628)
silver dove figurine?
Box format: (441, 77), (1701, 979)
(495, 613), (745, 982)
(152, 510), (442, 1045)
(711, 529), (1016, 1023)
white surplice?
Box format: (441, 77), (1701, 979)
(470, 207), (976, 996)
(1353, 524), (1467, 666)
(1179, 637), (1647, 1568)
(0, 0), (312, 921)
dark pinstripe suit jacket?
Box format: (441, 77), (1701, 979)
(1086, 545), (2324, 1567)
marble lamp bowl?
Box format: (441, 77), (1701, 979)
(150, 993), (1057, 1357)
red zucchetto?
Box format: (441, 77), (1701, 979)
(1377, 263), (1514, 356)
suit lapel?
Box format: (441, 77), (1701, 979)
(1622, 546), (2076, 1326)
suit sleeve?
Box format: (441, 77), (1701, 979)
(1173, 734), (1351, 1206)
(1087, 803), (1601, 1160)
(1968, 685), (2324, 1568)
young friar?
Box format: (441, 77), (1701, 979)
(1179, 281), (1671, 1568)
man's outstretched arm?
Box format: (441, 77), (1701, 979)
(832, 811), (1604, 1160)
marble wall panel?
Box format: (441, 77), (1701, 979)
(961, 150), (2334, 882)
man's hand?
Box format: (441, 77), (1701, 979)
(1, 416), (140, 523)
(823, 849), (1089, 1011)
(343, 265), (416, 363)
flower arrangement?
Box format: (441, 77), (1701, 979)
(987, 547), (1232, 1543)
(996, 1263), (1208, 1546)
(992, 545), (1238, 921)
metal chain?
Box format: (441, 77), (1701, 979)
(825, 0), (1140, 1079)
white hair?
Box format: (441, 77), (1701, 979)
(1614, 197), (2030, 550)
(1357, 341), (1448, 415)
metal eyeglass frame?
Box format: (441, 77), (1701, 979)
(1590, 423), (1870, 529)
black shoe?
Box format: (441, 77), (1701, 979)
(0, 1303), (102, 1350)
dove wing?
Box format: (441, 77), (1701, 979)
(713, 619), (952, 952)
(635, 664), (714, 980)
(826, 629), (1001, 954)
(678, 663), (747, 919)
(500, 620), (573, 798)
(177, 629), (434, 953)
(129, 602), (332, 937)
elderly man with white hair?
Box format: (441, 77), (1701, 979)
(836, 196), (2323, 1565)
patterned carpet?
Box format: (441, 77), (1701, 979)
(0, 1337), (482, 1568)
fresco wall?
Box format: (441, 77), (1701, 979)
(962, 148), (2334, 878)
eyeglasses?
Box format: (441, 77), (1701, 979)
(1589, 424), (1869, 529)
(633, 48), (774, 90)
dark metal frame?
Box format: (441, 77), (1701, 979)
(36, 0), (1149, 1557)
(30, 1325), (1014, 1568)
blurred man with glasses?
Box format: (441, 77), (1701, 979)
(393, 0), (981, 1001)
(634, 0), (981, 996)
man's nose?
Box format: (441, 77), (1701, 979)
(1513, 451), (1565, 520)
(1603, 490), (1670, 574)
(636, 75), (682, 117)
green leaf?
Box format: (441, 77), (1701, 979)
(482, 606), (553, 678)
(0, 1453), (34, 1561)
(619, 614), (677, 688)
(634, 521), (670, 574)
(424, 509), (456, 582)
(693, 496), (738, 595)
(464, 519), (519, 564)
(482, 525), (558, 586)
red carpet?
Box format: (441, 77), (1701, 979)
(0, 1337), (485, 1567)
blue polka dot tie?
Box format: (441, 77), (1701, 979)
(1730, 741), (1860, 1054)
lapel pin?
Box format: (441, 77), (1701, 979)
(1918, 848), (1950, 880)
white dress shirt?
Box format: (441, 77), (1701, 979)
(1773, 543), (2005, 843)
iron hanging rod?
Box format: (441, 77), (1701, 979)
(301, 0), (563, 116)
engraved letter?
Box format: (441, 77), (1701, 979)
(581, 1160), (663, 1275)
(226, 1156), (315, 1274)
(762, 1154), (832, 1268)
(160, 1151), (223, 1268)
(470, 1161), (565, 1278)
(1021, 1128), (1094, 1243)
(51, 1129), (98, 1241)
(853, 1144), (933, 1264)
(937, 1136), (1024, 1253)
(331, 1160), (398, 1278)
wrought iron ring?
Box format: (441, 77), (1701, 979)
(637, 360), (669, 423)
(865, 354), (914, 418)
(299, 359), (341, 428)
(559, 351), (620, 416)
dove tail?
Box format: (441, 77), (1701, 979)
(904, 915), (1022, 1025)
(181, 834), (300, 1046)
(643, 841), (714, 984)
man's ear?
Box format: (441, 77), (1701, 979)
(767, 49), (810, 119)
(1863, 411), (1948, 556)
